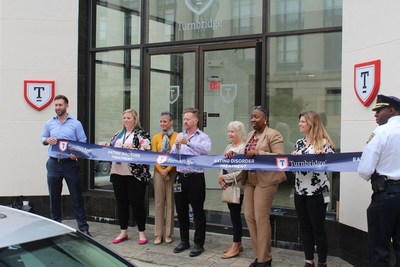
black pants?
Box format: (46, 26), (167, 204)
(294, 193), (328, 263)
(175, 172), (206, 246)
(111, 174), (147, 231)
(227, 194), (244, 242)
(367, 183), (400, 267)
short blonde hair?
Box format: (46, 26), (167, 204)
(227, 121), (247, 143)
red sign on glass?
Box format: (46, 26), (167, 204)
(209, 81), (220, 90)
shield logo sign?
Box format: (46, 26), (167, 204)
(58, 141), (68, 152)
(276, 157), (288, 170)
(354, 60), (381, 107)
(184, 0), (213, 15)
(220, 84), (237, 103)
(169, 85), (180, 104)
(156, 155), (168, 165)
(24, 80), (55, 111)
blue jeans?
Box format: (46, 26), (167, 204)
(46, 158), (89, 232)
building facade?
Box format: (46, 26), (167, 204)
(3, 0), (399, 265)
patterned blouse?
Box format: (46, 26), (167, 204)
(245, 133), (259, 153)
(294, 137), (335, 196)
(110, 128), (152, 183)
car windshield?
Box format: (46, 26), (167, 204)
(0, 232), (131, 267)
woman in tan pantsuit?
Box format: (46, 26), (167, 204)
(242, 106), (286, 267)
(151, 112), (178, 245)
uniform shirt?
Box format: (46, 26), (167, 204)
(41, 114), (87, 158)
(170, 129), (211, 173)
(358, 115), (400, 181)
(294, 138), (334, 196)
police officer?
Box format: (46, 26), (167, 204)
(358, 94), (400, 267)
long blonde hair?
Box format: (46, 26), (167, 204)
(115, 109), (141, 140)
(299, 111), (335, 151)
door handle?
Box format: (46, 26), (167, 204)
(203, 112), (207, 127)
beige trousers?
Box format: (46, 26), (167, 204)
(244, 172), (278, 263)
(153, 171), (175, 237)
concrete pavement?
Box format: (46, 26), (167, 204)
(64, 220), (354, 267)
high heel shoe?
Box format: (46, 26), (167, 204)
(304, 261), (315, 267)
(112, 235), (128, 244)
(138, 238), (148, 245)
(249, 258), (258, 267)
(154, 236), (163, 245)
(165, 236), (173, 244)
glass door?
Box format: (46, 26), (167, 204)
(149, 52), (196, 135)
(147, 44), (258, 216)
(201, 47), (256, 190)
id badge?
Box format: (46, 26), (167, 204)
(174, 183), (182, 193)
(322, 191), (330, 203)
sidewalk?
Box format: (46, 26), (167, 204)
(64, 220), (354, 267)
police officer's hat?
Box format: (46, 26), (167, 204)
(372, 94), (400, 111)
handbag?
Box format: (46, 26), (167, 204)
(221, 173), (241, 204)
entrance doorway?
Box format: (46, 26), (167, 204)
(148, 42), (259, 190)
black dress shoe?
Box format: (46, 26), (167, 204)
(173, 241), (190, 253)
(189, 244), (204, 257)
(83, 231), (92, 237)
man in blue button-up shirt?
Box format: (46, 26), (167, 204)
(41, 95), (90, 235)
(170, 107), (211, 257)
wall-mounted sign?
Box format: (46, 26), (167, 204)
(179, 0), (222, 32)
(354, 60), (381, 107)
(24, 80), (55, 111)
(184, 0), (213, 15)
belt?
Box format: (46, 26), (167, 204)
(50, 157), (75, 162)
(178, 172), (203, 177)
(387, 180), (400, 185)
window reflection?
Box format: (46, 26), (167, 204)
(148, 0), (262, 43)
(268, 0), (342, 32)
(93, 50), (140, 189)
(267, 32), (341, 210)
(96, 1), (141, 47)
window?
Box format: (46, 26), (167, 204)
(267, 32), (342, 209)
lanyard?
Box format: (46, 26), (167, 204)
(122, 131), (133, 145)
